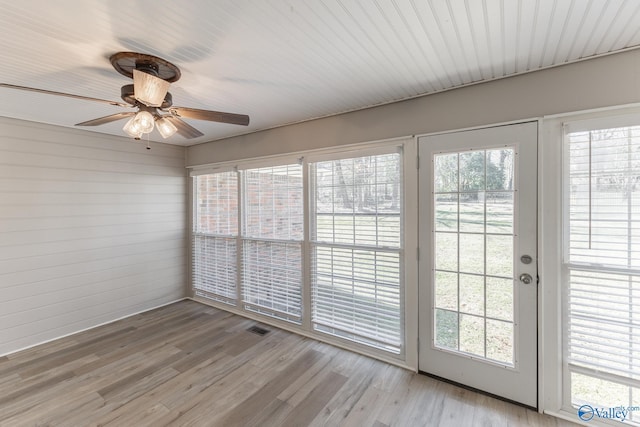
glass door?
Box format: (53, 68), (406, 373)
(418, 122), (538, 408)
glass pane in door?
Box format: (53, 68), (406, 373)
(433, 148), (516, 365)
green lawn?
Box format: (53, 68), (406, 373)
(432, 199), (515, 364)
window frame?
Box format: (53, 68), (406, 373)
(562, 116), (640, 413)
(240, 163), (305, 324)
(307, 148), (405, 353)
(191, 170), (240, 305)
(540, 107), (640, 423)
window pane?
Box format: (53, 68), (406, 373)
(193, 235), (237, 304)
(459, 233), (484, 274)
(435, 193), (458, 232)
(459, 194), (484, 233)
(435, 232), (458, 271)
(311, 152), (403, 353)
(486, 192), (513, 234)
(312, 154), (401, 248)
(460, 314), (484, 356)
(194, 172), (237, 235)
(486, 149), (514, 191)
(243, 164), (303, 240)
(435, 271), (457, 311)
(486, 277), (513, 321)
(241, 164), (304, 324)
(459, 151), (485, 191)
(434, 153), (458, 192)
(568, 126), (640, 267)
(486, 235), (513, 277)
(568, 270), (640, 378)
(312, 247), (400, 349)
(459, 274), (484, 316)
(566, 124), (640, 418)
(433, 147), (516, 366)
(571, 372), (632, 409)
(435, 309), (458, 350)
(242, 240), (302, 323)
(193, 172), (238, 304)
(486, 320), (513, 364)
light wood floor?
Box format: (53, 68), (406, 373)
(0, 300), (577, 426)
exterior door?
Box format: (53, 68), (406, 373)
(418, 122), (538, 408)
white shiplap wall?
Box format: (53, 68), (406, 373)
(0, 118), (187, 356)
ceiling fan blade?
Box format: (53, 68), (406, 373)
(76, 112), (135, 126)
(165, 116), (204, 139)
(1, 83), (131, 108)
(168, 107), (250, 126)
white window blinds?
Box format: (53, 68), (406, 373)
(193, 172), (238, 304)
(565, 122), (640, 412)
(241, 164), (303, 323)
(310, 152), (403, 353)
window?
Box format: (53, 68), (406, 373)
(564, 118), (640, 421)
(241, 164), (304, 323)
(191, 145), (405, 356)
(310, 152), (403, 353)
(193, 171), (238, 304)
(432, 148), (516, 365)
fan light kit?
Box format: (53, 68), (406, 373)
(123, 110), (155, 138)
(0, 52), (250, 143)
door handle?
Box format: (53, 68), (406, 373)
(519, 273), (533, 285)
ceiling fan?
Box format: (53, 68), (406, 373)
(0, 52), (250, 141)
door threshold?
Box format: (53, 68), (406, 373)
(418, 370), (538, 412)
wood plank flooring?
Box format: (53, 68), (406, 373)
(0, 300), (577, 426)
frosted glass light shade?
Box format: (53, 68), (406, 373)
(134, 111), (155, 133)
(123, 111), (155, 138)
(123, 115), (143, 138)
(133, 69), (170, 107)
(156, 117), (178, 138)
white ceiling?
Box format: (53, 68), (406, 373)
(1, 0), (640, 146)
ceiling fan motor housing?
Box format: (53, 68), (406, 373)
(110, 52), (182, 82)
(135, 61), (160, 77)
(120, 84), (173, 108)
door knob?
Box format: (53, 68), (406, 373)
(519, 273), (533, 284)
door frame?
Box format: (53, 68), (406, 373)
(416, 120), (540, 409)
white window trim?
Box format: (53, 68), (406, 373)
(540, 105), (640, 423)
(186, 136), (411, 170)
(304, 144), (402, 164)
(189, 165), (237, 177)
(188, 136), (419, 370)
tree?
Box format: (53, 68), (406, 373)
(435, 150), (509, 196)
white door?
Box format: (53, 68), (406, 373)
(418, 122), (538, 408)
